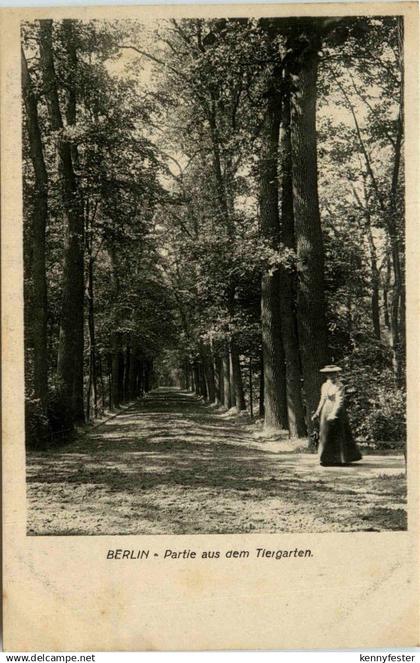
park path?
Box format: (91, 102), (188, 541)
(26, 388), (406, 535)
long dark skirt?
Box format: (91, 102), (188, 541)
(318, 409), (362, 466)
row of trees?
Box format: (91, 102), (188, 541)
(22, 20), (175, 445)
(150, 16), (405, 443)
(23, 16), (405, 448)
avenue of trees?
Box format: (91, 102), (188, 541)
(22, 16), (405, 449)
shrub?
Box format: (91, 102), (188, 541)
(343, 364), (406, 449)
(361, 387), (406, 448)
(25, 397), (49, 449)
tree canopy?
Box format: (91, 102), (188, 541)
(22, 16), (405, 450)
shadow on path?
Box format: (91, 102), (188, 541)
(26, 387), (406, 535)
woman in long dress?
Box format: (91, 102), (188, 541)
(312, 365), (362, 466)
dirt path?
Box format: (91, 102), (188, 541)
(27, 388), (406, 534)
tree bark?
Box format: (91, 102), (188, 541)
(39, 20), (85, 423)
(128, 354), (138, 400)
(228, 346), (236, 409)
(259, 351), (265, 418)
(279, 78), (307, 438)
(382, 251), (391, 330)
(137, 360), (144, 396)
(290, 38), (329, 431)
(259, 77), (288, 431)
(193, 362), (200, 397)
(248, 357), (254, 418)
(124, 346), (131, 401)
(365, 218), (381, 340)
(388, 22), (405, 386)
(86, 237), (97, 418)
(222, 346), (232, 409)
(97, 353), (106, 414)
(184, 362), (191, 391)
(203, 346), (216, 403)
(217, 356), (224, 404)
(230, 338), (246, 411)
(111, 332), (123, 408)
(21, 48), (49, 413)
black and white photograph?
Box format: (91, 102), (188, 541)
(22, 13), (407, 536)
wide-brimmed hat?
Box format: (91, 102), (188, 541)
(319, 365), (342, 373)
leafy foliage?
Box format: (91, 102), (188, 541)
(22, 16), (405, 449)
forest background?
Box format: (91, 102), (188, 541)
(22, 15), (406, 451)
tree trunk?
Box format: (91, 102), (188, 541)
(40, 20), (85, 423)
(388, 16), (405, 386)
(279, 78), (307, 438)
(365, 217), (381, 340)
(248, 357), (254, 418)
(290, 39), (329, 431)
(128, 354), (138, 400)
(144, 360), (153, 392)
(193, 362), (200, 396)
(217, 356), (224, 404)
(199, 363), (208, 399)
(230, 338), (246, 411)
(21, 49), (49, 414)
(259, 79), (288, 431)
(383, 252), (391, 330)
(259, 351), (265, 418)
(190, 362), (196, 393)
(87, 247), (97, 419)
(205, 351), (217, 403)
(97, 353), (106, 414)
(111, 333), (122, 408)
(124, 346), (131, 401)
(137, 360), (144, 396)
(222, 346), (232, 409)
(228, 346), (236, 409)
(184, 362), (190, 391)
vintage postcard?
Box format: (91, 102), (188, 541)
(1, 1), (419, 651)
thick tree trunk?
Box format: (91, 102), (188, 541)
(290, 40), (329, 431)
(259, 81), (288, 431)
(40, 20), (85, 423)
(21, 49), (49, 414)
(64, 21), (85, 423)
(261, 274), (288, 431)
(279, 80), (307, 438)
